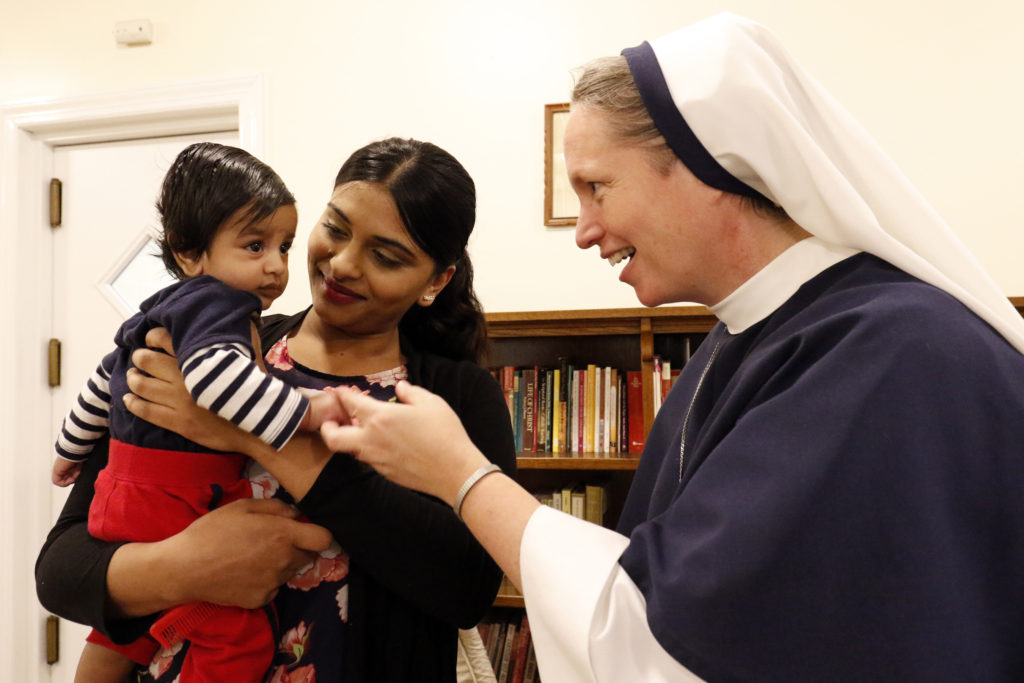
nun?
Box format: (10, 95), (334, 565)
(320, 12), (1024, 682)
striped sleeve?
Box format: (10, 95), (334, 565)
(55, 360), (113, 461)
(181, 342), (309, 450)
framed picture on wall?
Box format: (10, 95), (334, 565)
(544, 103), (579, 226)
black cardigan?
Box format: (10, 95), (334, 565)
(36, 310), (516, 682)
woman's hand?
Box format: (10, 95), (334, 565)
(320, 381), (489, 505)
(108, 498), (333, 615)
(123, 327), (251, 453)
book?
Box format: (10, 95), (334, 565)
(485, 619), (504, 669)
(522, 368), (536, 452)
(543, 368), (554, 452)
(509, 613), (532, 683)
(585, 483), (606, 525)
(584, 364), (596, 453)
(551, 367), (561, 454)
(540, 368), (550, 453)
(596, 366), (603, 454)
(572, 369), (582, 453)
(652, 355), (663, 415)
(497, 620), (517, 682)
(558, 357), (571, 454)
(522, 641), (538, 683)
(603, 366), (613, 454)
(501, 366), (515, 423)
(571, 487), (585, 519)
(619, 372), (629, 453)
(626, 370), (646, 453)
(512, 371), (522, 452)
(662, 359), (673, 401)
(606, 368), (614, 454)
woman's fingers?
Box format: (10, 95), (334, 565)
(144, 326), (175, 355)
(130, 347), (182, 386)
(167, 498), (333, 608)
(319, 421), (359, 456)
(321, 382), (486, 503)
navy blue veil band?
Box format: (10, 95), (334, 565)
(621, 41), (767, 202)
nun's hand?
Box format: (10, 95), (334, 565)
(320, 380), (487, 504)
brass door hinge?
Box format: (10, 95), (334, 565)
(48, 338), (61, 387)
(46, 615), (59, 664)
(49, 178), (62, 228)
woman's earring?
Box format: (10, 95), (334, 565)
(422, 294), (436, 302)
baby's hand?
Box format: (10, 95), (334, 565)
(302, 389), (354, 431)
(52, 458), (83, 487)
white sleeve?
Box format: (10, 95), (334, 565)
(520, 505), (705, 683)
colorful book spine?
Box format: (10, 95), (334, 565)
(584, 364), (596, 453)
(619, 372), (628, 453)
(576, 369), (585, 453)
(509, 613), (532, 683)
(662, 359), (673, 403)
(585, 483), (606, 525)
(522, 368), (536, 452)
(627, 370), (645, 453)
(497, 620), (517, 683)
(652, 355), (663, 415)
(551, 367), (561, 454)
(606, 370), (614, 450)
(565, 358), (573, 454)
(512, 371), (522, 452)
(522, 641), (538, 683)
(543, 368), (554, 452)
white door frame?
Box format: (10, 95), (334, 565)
(0, 75), (264, 682)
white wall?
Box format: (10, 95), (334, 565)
(2, 0), (1022, 312)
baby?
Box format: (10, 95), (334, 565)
(52, 142), (341, 682)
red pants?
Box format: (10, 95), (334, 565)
(87, 439), (273, 681)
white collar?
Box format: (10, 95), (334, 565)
(710, 237), (858, 334)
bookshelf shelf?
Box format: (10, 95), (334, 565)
(516, 454), (640, 470)
(479, 306), (716, 679)
(493, 595), (525, 609)
(494, 576), (525, 608)
(483, 305), (715, 623)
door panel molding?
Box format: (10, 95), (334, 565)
(0, 75), (261, 682)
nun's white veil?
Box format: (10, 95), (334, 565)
(622, 12), (1024, 353)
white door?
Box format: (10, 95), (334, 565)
(48, 130), (238, 683)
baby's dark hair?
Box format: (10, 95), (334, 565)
(157, 142), (295, 279)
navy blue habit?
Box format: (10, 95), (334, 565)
(618, 253), (1024, 682)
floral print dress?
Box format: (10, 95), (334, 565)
(139, 336), (404, 683)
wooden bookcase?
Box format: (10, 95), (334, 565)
(483, 298), (1024, 608)
(483, 306), (717, 607)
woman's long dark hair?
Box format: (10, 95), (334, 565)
(334, 138), (487, 363)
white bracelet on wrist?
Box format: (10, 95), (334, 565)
(452, 463), (502, 520)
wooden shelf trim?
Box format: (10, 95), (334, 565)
(485, 305), (716, 338)
(517, 454), (640, 470)
(494, 575), (525, 608)
(493, 594), (526, 608)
